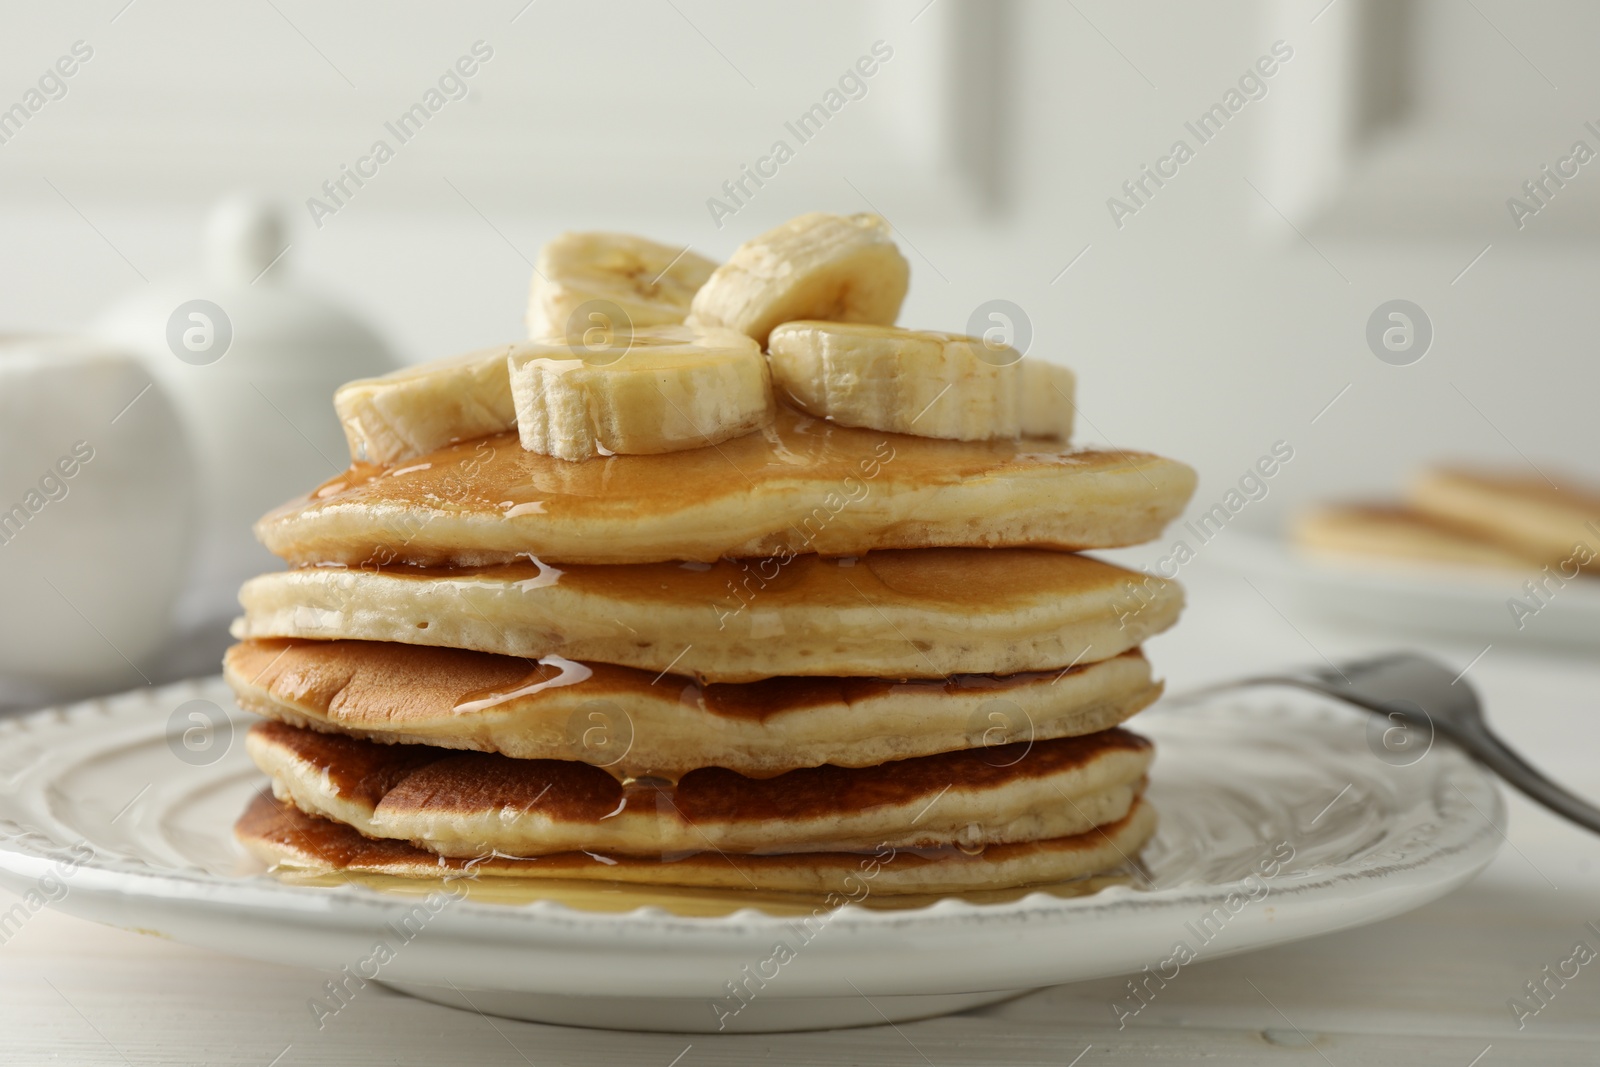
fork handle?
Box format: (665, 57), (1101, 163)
(1448, 718), (1600, 836)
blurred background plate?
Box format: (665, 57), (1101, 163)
(1214, 530), (1600, 648)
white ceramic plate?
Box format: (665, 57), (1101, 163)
(0, 677), (1503, 1033)
(1215, 531), (1600, 648)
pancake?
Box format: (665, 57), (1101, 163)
(255, 409), (1197, 568)
(1409, 466), (1600, 569)
(238, 790), (1157, 895)
(231, 549), (1182, 682)
(246, 720), (1153, 858)
(225, 639), (1162, 778)
(1293, 503), (1535, 571)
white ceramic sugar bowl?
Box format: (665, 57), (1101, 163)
(93, 194), (395, 624)
(0, 336), (195, 700)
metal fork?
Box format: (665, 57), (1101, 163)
(1185, 652), (1600, 836)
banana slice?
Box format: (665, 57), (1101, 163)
(1022, 359), (1077, 440)
(335, 346), (516, 465)
(509, 323), (772, 461)
(527, 233), (717, 340)
(686, 212), (909, 345)
(767, 321), (1076, 442)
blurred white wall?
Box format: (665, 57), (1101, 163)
(2, 0), (1598, 567)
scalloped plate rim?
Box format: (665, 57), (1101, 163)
(0, 675), (1504, 940)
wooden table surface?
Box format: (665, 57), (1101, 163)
(3, 564), (1598, 1065)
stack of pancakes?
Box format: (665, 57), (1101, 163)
(229, 226), (1197, 902)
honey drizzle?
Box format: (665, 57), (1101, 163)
(270, 866), (1138, 917)
(451, 655), (593, 714)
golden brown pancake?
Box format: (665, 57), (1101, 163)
(237, 790), (1157, 895)
(1293, 503), (1536, 571)
(225, 639), (1162, 779)
(1409, 466), (1600, 568)
(255, 409), (1197, 568)
(231, 549), (1183, 682)
(246, 720), (1153, 858)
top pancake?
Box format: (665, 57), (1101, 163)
(256, 409), (1196, 567)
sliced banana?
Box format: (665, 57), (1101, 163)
(335, 346), (517, 465)
(686, 212), (909, 345)
(527, 232), (717, 340)
(766, 321), (1075, 442)
(1022, 359), (1077, 440)
(509, 323), (772, 461)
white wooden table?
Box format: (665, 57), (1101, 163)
(3, 562), (1598, 1065)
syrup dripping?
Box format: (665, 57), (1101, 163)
(451, 655), (593, 714)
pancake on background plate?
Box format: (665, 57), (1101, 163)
(1294, 503), (1536, 572)
(1294, 464), (1600, 576)
(1408, 466), (1600, 569)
